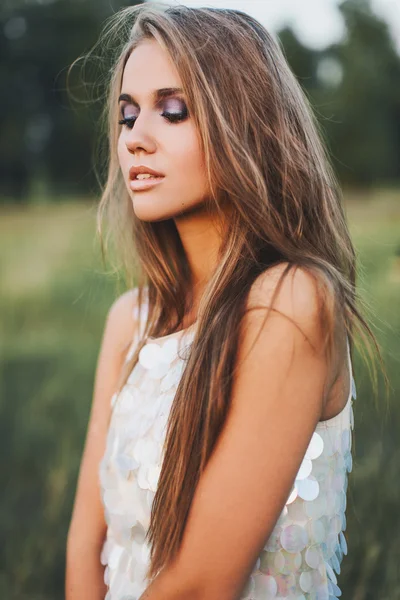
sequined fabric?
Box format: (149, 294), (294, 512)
(99, 292), (356, 599)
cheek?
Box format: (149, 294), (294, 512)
(172, 131), (206, 189)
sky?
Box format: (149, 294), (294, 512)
(155, 0), (400, 52)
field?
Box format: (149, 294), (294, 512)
(0, 190), (399, 599)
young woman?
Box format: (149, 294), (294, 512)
(66, 3), (380, 599)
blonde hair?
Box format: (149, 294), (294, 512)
(73, 2), (385, 582)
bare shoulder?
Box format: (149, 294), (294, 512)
(104, 287), (139, 354)
(246, 262), (332, 350)
(248, 262), (326, 315)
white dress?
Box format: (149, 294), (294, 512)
(99, 293), (356, 599)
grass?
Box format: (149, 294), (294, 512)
(0, 190), (399, 599)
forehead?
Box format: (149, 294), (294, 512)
(121, 39), (182, 95)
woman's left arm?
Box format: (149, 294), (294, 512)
(139, 266), (333, 600)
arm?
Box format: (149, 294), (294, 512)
(139, 266), (335, 600)
(65, 289), (139, 600)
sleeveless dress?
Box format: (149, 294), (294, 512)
(99, 291), (356, 600)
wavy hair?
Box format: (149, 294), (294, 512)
(73, 1), (385, 582)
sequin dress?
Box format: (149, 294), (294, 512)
(99, 293), (356, 600)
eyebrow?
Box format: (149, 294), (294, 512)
(118, 87), (184, 105)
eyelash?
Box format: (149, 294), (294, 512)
(118, 110), (188, 129)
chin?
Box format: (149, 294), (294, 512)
(131, 203), (172, 223)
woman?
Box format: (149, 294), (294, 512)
(66, 3), (379, 599)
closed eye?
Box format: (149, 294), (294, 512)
(118, 116), (136, 129)
(118, 111), (188, 129)
(118, 98), (189, 129)
(160, 108), (188, 123)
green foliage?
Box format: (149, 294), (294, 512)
(0, 202), (117, 598)
(343, 189), (400, 598)
(279, 0), (400, 187)
(0, 0), (400, 201)
(0, 192), (399, 598)
(0, 0), (144, 202)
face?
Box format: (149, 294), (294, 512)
(117, 38), (210, 222)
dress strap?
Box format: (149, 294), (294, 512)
(131, 287), (149, 343)
(346, 335), (357, 400)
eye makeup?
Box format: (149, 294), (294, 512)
(118, 96), (189, 129)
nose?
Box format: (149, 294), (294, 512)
(124, 112), (156, 155)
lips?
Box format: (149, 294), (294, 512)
(129, 165), (165, 180)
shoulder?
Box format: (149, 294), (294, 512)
(103, 287), (139, 354)
(232, 262), (335, 413)
(107, 287), (138, 323)
(245, 262), (335, 351)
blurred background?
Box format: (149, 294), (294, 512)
(0, 0), (399, 598)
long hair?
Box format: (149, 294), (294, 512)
(74, 2), (385, 582)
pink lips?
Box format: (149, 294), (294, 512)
(128, 165), (165, 192)
(129, 176), (165, 192)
